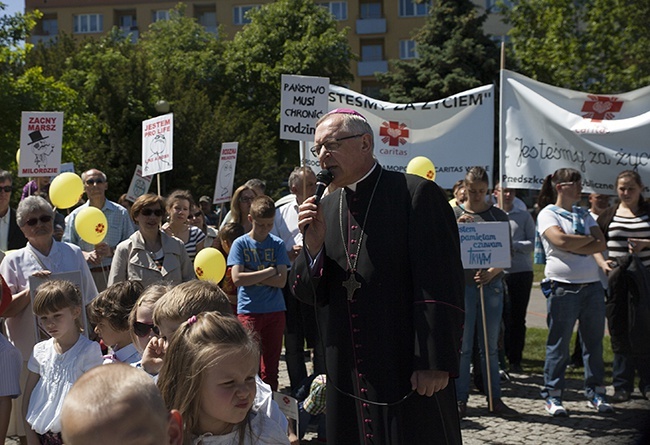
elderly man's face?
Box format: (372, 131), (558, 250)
(315, 116), (369, 188)
(83, 170), (108, 200)
(20, 210), (54, 242)
(0, 180), (12, 213)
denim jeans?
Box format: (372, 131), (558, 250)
(541, 281), (606, 399)
(456, 278), (504, 403)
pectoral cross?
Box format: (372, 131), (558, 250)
(342, 270), (361, 301)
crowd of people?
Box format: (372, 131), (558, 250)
(0, 108), (648, 444)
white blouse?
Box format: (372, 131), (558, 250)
(193, 410), (290, 445)
(27, 335), (103, 434)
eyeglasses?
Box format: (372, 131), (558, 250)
(310, 133), (365, 157)
(189, 211), (203, 219)
(133, 321), (160, 338)
(0, 186), (12, 193)
(140, 208), (164, 217)
(25, 215), (53, 226)
(239, 196), (255, 203)
(85, 178), (105, 186)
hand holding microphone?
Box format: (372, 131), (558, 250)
(298, 169), (333, 255)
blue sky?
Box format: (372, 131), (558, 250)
(1, 0), (24, 17)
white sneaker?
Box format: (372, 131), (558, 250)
(545, 396), (568, 417)
(587, 394), (614, 413)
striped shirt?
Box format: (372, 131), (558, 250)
(606, 213), (650, 268)
(183, 225), (206, 261)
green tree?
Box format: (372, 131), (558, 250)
(223, 0), (354, 182)
(502, 0), (650, 92)
(378, 0), (499, 103)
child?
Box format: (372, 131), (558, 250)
(157, 312), (289, 445)
(1, 275), (22, 443)
(228, 195), (290, 391)
(22, 280), (103, 445)
(128, 284), (170, 360)
(61, 363), (183, 445)
(146, 280), (288, 435)
(88, 280), (144, 364)
(217, 222), (245, 312)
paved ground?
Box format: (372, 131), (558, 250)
(7, 285), (649, 444)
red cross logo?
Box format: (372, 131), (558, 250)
(95, 223), (105, 234)
(379, 121), (409, 146)
(581, 95), (623, 122)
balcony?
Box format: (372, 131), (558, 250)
(356, 18), (386, 35)
(357, 60), (388, 77)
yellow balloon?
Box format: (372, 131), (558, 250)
(49, 172), (84, 209)
(74, 206), (108, 244)
(16, 149), (20, 165)
(194, 247), (226, 282)
(406, 156), (436, 181)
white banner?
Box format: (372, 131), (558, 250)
(126, 165), (153, 203)
(213, 142), (238, 205)
(19, 111), (64, 177)
(142, 113), (173, 176)
(280, 74), (329, 141)
(301, 84), (495, 189)
(458, 222), (511, 269)
(500, 70), (650, 194)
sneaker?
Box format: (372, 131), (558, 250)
(587, 394), (614, 413)
(610, 389), (630, 403)
(492, 399), (520, 418)
(457, 401), (467, 419)
(500, 369), (511, 382)
(545, 396), (568, 417)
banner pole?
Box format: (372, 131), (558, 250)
(300, 141), (308, 198)
(156, 174), (161, 196)
(479, 280), (494, 411)
(498, 37), (505, 196)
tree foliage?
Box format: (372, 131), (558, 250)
(378, 0), (499, 103)
(502, 0), (650, 92)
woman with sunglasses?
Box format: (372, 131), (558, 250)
(188, 204), (219, 248)
(219, 184), (258, 233)
(536, 168), (612, 417)
(0, 196), (98, 414)
(108, 194), (194, 289)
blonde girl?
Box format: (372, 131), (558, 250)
(22, 280), (103, 445)
(163, 190), (206, 261)
(157, 312), (289, 445)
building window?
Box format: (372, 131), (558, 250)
(360, 2), (382, 19)
(318, 2), (348, 20)
(73, 14), (103, 34)
(399, 40), (418, 59)
(399, 0), (430, 17)
(361, 42), (383, 61)
(233, 6), (259, 25)
(118, 14), (137, 30)
(197, 10), (217, 33)
(152, 10), (170, 22)
(41, 16), (58, 35)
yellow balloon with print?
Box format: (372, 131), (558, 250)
(194, 247), (226, 282)
(406, 156), (436, 181)
(49, 172), (84, 209)
(74, 206), (108, 244)
(16, 149), (20, 165)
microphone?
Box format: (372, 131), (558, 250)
(313, 169), (334, 205)
(302, 169), (333, 235)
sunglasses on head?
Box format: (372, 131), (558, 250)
(85, 178), (105, 186)
(140, 208), (164, 217)
(133, 321), (160, 338)
(0, 186), (12, 193)
(25, 215), (53, 226)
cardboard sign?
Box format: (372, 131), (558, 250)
(60, 162), (75, 174)
(19, 112), (64, 177)
(458, 222), (511, 269)
(212, 142), (238, 205)
(280, 74), (329, 141)
(126, 165), (153, 203)
(142, 113), (173, 175)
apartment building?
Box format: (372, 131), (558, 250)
(25, 0), (509, 94)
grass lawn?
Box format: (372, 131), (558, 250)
(522, 327), (614, 379)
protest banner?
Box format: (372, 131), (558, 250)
(302, 84), (494, 189)
(458, 222), (511, 269)
(19, 112), (64, 177)
(500, 69), (650, 194)
(213, 142), (239, 205)
(280, 74), (329, 141)
(142, 113), (173, 176)
(126, 165), (153, 202)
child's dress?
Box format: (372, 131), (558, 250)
(193, 410), (290, 445)
(26, 335), (103, 434)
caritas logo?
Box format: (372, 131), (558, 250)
(581, 95), (623, 122)
(379, 121), (409, 146)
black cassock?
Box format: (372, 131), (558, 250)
(291, 166), (464, 445)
